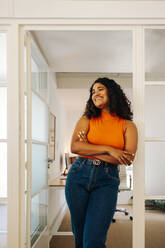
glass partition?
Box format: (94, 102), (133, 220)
(32, 93), (49, 142)
(0, 32), (7, 248)
(24, 34), (50, 247)
(31, 189), (48, 246)
(0, 142), (7, 248)
(145, 28), (165, 248)
(31, 144), (48, 195)
(0, 88), (7, 139)
(0, 33), (7, 82)
(145, 200), (165, 248)
(145, 85), (165, 138)
(145, 142), (165, 196)
(31, 40), (49, 102)
(145, 29), (165, 81)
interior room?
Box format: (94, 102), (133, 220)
(25, 30), (165, 247)
(1, 26), (165, 248)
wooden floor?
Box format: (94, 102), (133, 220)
(50, 204), (165, 248)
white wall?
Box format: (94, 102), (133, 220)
(48, 72), (67, 234)
(48, 72), (67, 180)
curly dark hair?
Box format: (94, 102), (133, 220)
(84, 77), (133, 120)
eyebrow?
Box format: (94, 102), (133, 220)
(92, 86), (104, 93)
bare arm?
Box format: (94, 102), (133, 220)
(123, 120), (138, 164)
(71, 115), (134, 164)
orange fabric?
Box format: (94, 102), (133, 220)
(79, 111), (126, 160)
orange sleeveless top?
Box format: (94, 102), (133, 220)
(80, 111), (126, 160)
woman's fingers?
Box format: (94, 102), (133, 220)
(124, 151), (135, 157)
(78, 130), (87, 142)
(120, 156), (131, 165)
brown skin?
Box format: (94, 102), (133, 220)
(71, 83), (138, 166)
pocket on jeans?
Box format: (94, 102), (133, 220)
(69, 159), (85, 173)
(104, 167), (120, 181)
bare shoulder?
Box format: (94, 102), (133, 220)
(125, 120), (137, 128)
(124, 120), (138, 133)
(74, 115), (90, 133)
(78, 115), (90, 126)
(80, 114), (89, 121)
(71, 115), (90, 144)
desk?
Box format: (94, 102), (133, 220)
(48, 177), (131, 190)
(49, 177), (66, 187)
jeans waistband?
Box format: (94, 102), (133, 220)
(77, 157), (119, 169)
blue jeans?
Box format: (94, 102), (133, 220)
(65, 157), (120, 248)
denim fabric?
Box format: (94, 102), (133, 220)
(65, 157), (120, 248)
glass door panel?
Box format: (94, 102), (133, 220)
(145, 199), (165, 248)
(0, 88), (7, 139)
(31, 189), (48, 246)
(145, 142), (165, 196)
(0, 32), (7, 248)
(0, 33), (7, 82)
(145, 85), (165, 138)
(145, 28), (165, 247)
(0, 143), (7, 248)
(31, 144), (48, 195)
(25, 33), (49, 247)
(32, 93), (49, 142)
(145, 29), (165, 81)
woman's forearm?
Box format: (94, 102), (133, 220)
(93, 154), (119, 165)
(71, 141), (114, 156)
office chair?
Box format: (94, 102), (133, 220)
(112, 203), (133, 223)
(112, 165), (133, 222)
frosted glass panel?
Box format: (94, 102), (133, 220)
(0, 88), (7, 139)
(0, 204), (7, 248)
(24, 95), (27, 140)
(31, 189), (48, 246)
(145, 200), (165, 248)
(0, 143), (7, 197)
(0, 142), (7, 248)
(0, 33), (7, 82)
(32, 93), (48, 142)
(31, 144), (47, 195)
(145, 142), (165, 196)
(145, 29), (165, 81)
(31, 194), (40, 234)
(31, 58), (39, 92)
(145, 85), (165, 138)
(31, 43), (49, 102)
(24, 46), (27, 93)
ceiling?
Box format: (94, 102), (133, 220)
(32, 30), (132, 73)
(32, 29), (165, 110)
(32, 29), (165, 77)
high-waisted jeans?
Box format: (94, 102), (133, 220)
(65, 157), (120, 248)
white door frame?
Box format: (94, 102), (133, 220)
(3, 19), (165, 248)
(20, 24), (145, 248)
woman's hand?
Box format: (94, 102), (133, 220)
(78, 130), (88, 142)
(108, 147), (134, 165)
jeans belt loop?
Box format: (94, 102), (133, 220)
(93, 159), (101, 166)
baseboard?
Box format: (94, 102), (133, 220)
(49, 201), (67, 241)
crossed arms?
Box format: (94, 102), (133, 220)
(71, 115), (138, 166)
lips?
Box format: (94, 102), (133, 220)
(95, 96), (103, 101)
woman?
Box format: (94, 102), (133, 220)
(65, 77), (138, 248)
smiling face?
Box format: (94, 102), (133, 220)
(91, 82), (109, 112)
